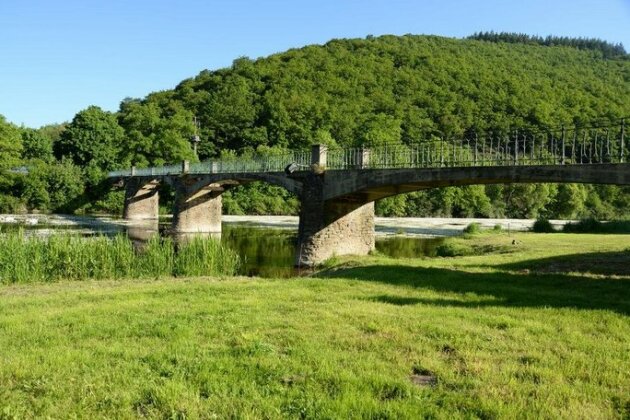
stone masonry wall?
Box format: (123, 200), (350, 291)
(296, 173), (375, 266)
(172, 180), (222, 234)
(123, 178), (160, 220)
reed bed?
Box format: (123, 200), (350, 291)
(0, 231), (240, 284)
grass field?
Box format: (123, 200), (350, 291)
(0, 232), (629, 418)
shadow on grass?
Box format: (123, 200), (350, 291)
(498, 250), (630, 277)
(318, 261), (630, 315)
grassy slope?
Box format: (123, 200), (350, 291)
(0, 233), (629, 419)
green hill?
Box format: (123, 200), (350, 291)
(121, 34), (630, 161)
(2, 34), (630, 217)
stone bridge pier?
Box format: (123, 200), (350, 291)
(170, 178), (222, 236)
(295, 146), (376, 267)
(123, 178), (160, 220)
(296, 189), (375, 266)
(122, 175), (223, 237)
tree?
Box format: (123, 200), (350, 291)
(549, 184), (587, 219)
(118, 98), (197, 166)
(21, 159), (85, 212)
(0, 116), (23, 210)
(0, 115), (22, 170)
(21, 128), (54, 162)
(495, 184), (557, 218)
(55, 106), (125, 170)
(360, 113), (402, 146)
(6, 35), (630, 217)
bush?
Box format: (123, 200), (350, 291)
(78, 190), (125, 215)
(0, 194), (26, 213)
(562, 219), (630, 233)
(463, 222), (481, 234)
(435, 242), (474, 257)
(492, 224), (503, 232)
(531, 219), (556, 233)
(563, 218), (602, 233)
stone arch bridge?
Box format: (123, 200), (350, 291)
(109, 125), (630, 266)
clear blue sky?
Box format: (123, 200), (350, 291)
(1, 0), (629, 128)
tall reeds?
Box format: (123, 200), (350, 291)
(0, 231), (240, 284)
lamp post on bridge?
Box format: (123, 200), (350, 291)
(191, 116), (201, 159)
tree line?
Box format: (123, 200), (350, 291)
(467, 31), (627, 59)
(0, 34), (629, 219)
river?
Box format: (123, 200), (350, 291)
(0, 214), (569, 277)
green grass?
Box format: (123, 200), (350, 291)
(0, 232), (240, 283)
(0, 233), (629, 418)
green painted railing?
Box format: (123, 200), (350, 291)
(108, 120), (628, 178)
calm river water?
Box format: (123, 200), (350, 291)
(0, 214), (566, 278)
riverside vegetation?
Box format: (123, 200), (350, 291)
(0, 233), (240, 283)
(0, 33), (629, 219)
(0, 230), (628, 418)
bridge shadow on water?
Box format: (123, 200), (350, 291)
(317, 252), (630, 316)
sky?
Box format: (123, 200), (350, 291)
(1, 0), (629, 128)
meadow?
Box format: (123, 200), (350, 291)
(0, 231), (628, 418)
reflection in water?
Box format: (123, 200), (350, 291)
(171, 231), (222, 243)
(222, 226), (301, 278)
(218, 227), (447, 278)
(127, 221), (159, 250)
(375, 236), (446, 258)
(130, 221), (301, 277)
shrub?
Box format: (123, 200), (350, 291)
(531, 219), (555, 233)
(463, 222), (481, 234)
(563, 218), (602, 233)
(0, 194), (26, 213)
(562, 219), (630, 233)
(435, 242), (474, 257)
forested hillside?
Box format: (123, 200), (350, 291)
(1, 34), (629, 218)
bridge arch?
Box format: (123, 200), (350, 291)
(322, 164), (630, 202)
(162, 172), (303, 197)
(163, 172), (303, 235)
(116, 172), (304, 235)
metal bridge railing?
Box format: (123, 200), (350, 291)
(325, 120), (627, 169)
(107, 119), (627, 178)
(107, 150), (311, 178)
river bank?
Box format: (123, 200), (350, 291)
(0, 214), (572, 237)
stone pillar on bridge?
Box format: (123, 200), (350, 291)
(171, 178), (222, 237)
(296, 145), (375, 266)
(123, 178), (160, 220)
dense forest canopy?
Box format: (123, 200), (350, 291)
(467, 31), (627, 59)
(1, 34), (629, 218)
